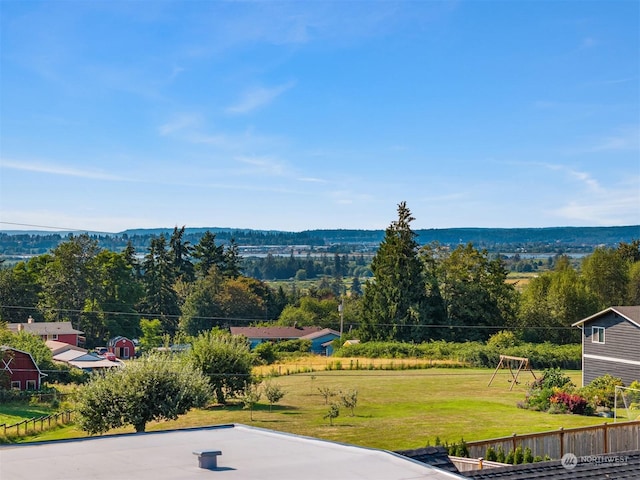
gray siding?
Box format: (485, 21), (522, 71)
(583, 357), (640, 385)
(581, 311), (640, 386)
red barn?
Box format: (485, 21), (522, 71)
(0, 346), (46, 391)
(107, 336), (135, 359)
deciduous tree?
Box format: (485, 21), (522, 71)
(186, 329), (254, 404)
(75, 353), (211, 434)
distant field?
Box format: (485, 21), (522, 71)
(9, 366), (615, 451)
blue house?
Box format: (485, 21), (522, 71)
(230, 326), (340, 355)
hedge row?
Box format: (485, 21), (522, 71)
(333, 340), (581, 370)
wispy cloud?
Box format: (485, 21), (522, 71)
(563, 126), (640, 154)
(298, 176), (327, 183)
(234, 155), (289, 176)
(588, 126), (640, 152)
(226, 81), (295, 115)
(158, 114), (201, 136)
(553, 184), (640, 225)
(544, 163), (603, 193)
(0, 158), (126, 181)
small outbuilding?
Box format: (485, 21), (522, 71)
(107, 336), (135, 360)
(0, 346), (47, 391)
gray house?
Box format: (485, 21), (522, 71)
(572, 306), (640, 386)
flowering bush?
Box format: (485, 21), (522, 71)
(549, 392), (589, 415)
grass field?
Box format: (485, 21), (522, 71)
(0, 404), (55, 426)
(4, 365), (615, 450)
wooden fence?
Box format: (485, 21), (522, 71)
(466, 420), (640, 460)
(1, 410), (74, 437)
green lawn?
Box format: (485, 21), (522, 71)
(7, 368), (614, 450)
(0, 404), (55, 426)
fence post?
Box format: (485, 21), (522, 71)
(512, 433), (517, 452)
(603, 423), (608, 454)
(559, 427), (564, 458)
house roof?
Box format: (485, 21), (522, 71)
(0, 424), (467, 480)
(53, 349), (91, 362)
(66, 358), (122, 370)
(463, 450), (640, 479)
(571, 306), (640, 328)
(107, 335), (134, 346)
(0, 345), (47, 377)
(395, 446), (461, 474)
(230, 326), (326, 340)
(45, 340), (86, 356)
(299, 328), (340, 340)
(52, 350), (122, 369)
(7, 321), (84, 336)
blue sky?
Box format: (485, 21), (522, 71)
(1, 0), (638, 233)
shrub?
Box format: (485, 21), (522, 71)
(580, 374), (624, 409)
(538, 367), (574, 390)
(253, 342), (276, 364)
(625, 380), (640, 403)
(505, 450), (514, 464)
(524, 447), (534, 464)
(485, 446), (497, 461)
(487, 330), (521, 349)
(549, 392), (589, 415)
(522, 368), (577, 413)
(272, 339), (312, 354)
(513, 446), (524, 465)
(496, 446), (506, 463)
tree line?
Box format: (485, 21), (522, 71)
(1, 205), (639, 348)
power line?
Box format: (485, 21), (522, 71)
(0, 221), (117, 235)
(0, 304), (579, 331)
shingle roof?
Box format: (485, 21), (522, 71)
(45, 340), (86, 355)
(230, 326), (325, 339)
(395, 446), (460, 474)
(572, 306), (640, 328)
(7, 321), (84, 336)
(299, 328), (340, 340)
(463, 450), (640, 479)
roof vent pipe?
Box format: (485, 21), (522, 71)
(193, 450), (222, 470)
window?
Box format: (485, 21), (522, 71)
(47, 334), (58, 340)
(592, 326), (605, 344)
(26, 380), (37, 390)
(11, 381), (20, 389)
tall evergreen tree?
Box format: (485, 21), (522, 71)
(141, 235), (180, 335)
(223, 238), (242, 278)
(169, 226), (195, 282)
(193, 230), (225, 278)
(359, 202), (434, 342)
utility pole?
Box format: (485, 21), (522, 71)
(338, 297), (344, 340)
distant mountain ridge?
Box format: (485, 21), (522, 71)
(1, 225), (638, 258)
